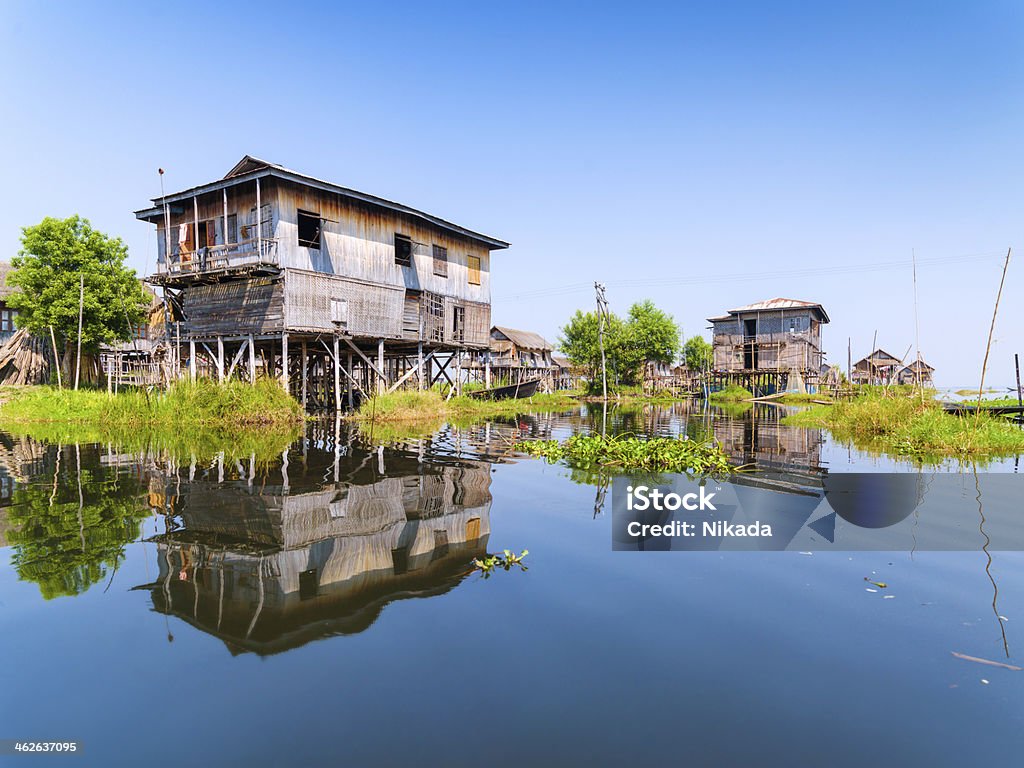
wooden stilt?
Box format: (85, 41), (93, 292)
(333, 335), (341, 411)
(377, 338), (385, 394)
(248, 334), (256, 383)
(301, 340), (308, 408)
(346, 351), (354, 408)
(281, 332), (289, 392)
(189, 339), (197, 382)
(217, 336), (225, 383)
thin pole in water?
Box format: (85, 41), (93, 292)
(1015, 353), (1022, 413)
(49, 325), (62, 390)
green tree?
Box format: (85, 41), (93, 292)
(9, 216), (150, 371)
(6, 444), (149, 600)
(683, 335), (713, 372)
(621, 300), (681, 383)
(559, 300), (681, 389)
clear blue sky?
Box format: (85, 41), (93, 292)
(1, 1), (1021, 386)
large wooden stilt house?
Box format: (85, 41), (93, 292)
(708, 298), (829, 394)
(135, 156), (508, 408)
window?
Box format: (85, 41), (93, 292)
(432, 244), (448, 277)
(452, 305), (465, 343)
(0, 309), (13, 332)
(467, 255), (481, 285)
(395, 234), (412, 267)
(226, 214), (237, 244)
(297, 210), (322, 249)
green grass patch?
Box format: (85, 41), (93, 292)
(515, 433), (733, 475)
(0, 379), (304, 429)
(351, 390), (581, 425)
(781, 391), (1024, 460)
(708, 385), (754, 403)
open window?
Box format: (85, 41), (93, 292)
(297, 210), (322, 249)
(467, 254), (481, 285)
(432, 244), (448, 277)
(395, 234), (412, 267)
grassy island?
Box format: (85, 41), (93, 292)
(781, 390), (1024, 459)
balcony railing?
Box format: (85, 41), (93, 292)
(160, 238), (278, 277)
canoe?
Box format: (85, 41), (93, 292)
(467, 377), (543, 400)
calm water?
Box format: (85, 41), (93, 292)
(1, 403), (1022, 767)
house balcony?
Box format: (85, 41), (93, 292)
(151, 239), (279, 286)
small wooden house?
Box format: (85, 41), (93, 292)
(707, 298), (829, 391)
(851, 349), (903, 385)
(0, 262), (18, 345)
(135, 156), (508, 406)
(897, 358), (935, 387)
(488, 326), (555, 370)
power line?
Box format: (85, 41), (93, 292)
(493, 251), (1005, 302)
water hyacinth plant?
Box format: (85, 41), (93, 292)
(514, 433), (732, 475)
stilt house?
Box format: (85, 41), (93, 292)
(707, 298), (829, 392)
(135, 156), (508, 406)
(851, 349), (903, 385)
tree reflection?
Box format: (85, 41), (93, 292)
(6, 445), (148, 599)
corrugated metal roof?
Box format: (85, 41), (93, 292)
(491, 326), (553, 351)
(136, 155), (509, 250)
(707, 297), (830, 323)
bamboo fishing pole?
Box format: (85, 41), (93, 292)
(976, 248), (1012, 422)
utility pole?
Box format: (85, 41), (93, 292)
(75, 273), (84, 391)
(595, 282), (609, 401)
(595, 282), (610, 436)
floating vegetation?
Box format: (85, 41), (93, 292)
(515, 433), (732, 475)
(473, 549), (529, 578)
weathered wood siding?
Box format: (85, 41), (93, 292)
(273, 181), (491, 305)
(182, 277), (284, 336)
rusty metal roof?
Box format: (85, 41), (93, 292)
(135, 155), (509, 250)
(491, 326), (553, 351)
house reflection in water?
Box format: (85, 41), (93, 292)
(140, 443), (492, 655)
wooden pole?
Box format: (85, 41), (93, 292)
(217, 336), (225, 382)
(417, 342), (424, 390)
(49, 325), (62, 390)
(248, 334), (256, 383)
(1015, 353), (1022, 412)
(189, 339), (197, 382)
(281, 332), (289, 392)
(333, 335), (341, 411)
(255, 178), (262, 261)
(377, 338), (385, 394)
(976, 248), (1012, 417)
(301, 340), (308, 408)
(74, 273), (84, 390)
(346, 351), (354, 408)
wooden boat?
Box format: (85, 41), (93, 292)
(941, 402), (1024, 417)
(467, 377), (543, 400)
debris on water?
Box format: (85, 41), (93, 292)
(999, 615), (1009, 621)
(799, 552), (813, 556)
(981, 679), (990, 685)
(951, 652), (1023, 671)
(866, 588), (878, 593)
(883, 595), (895, 600)
(864, 578), (888, 588)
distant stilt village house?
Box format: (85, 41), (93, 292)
(707, 298), (829, 394)
(135, 156), (508, 407)
(852, 349), (933, 386)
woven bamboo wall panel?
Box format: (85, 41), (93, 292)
(285, 270), (403, 337)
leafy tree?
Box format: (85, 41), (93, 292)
(6, 444), (149, 600)
(683, 335), (713, 372)
(622, 300), (681, 382)
(8, 216), (150, 369)
(559, 300), (681, 388)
